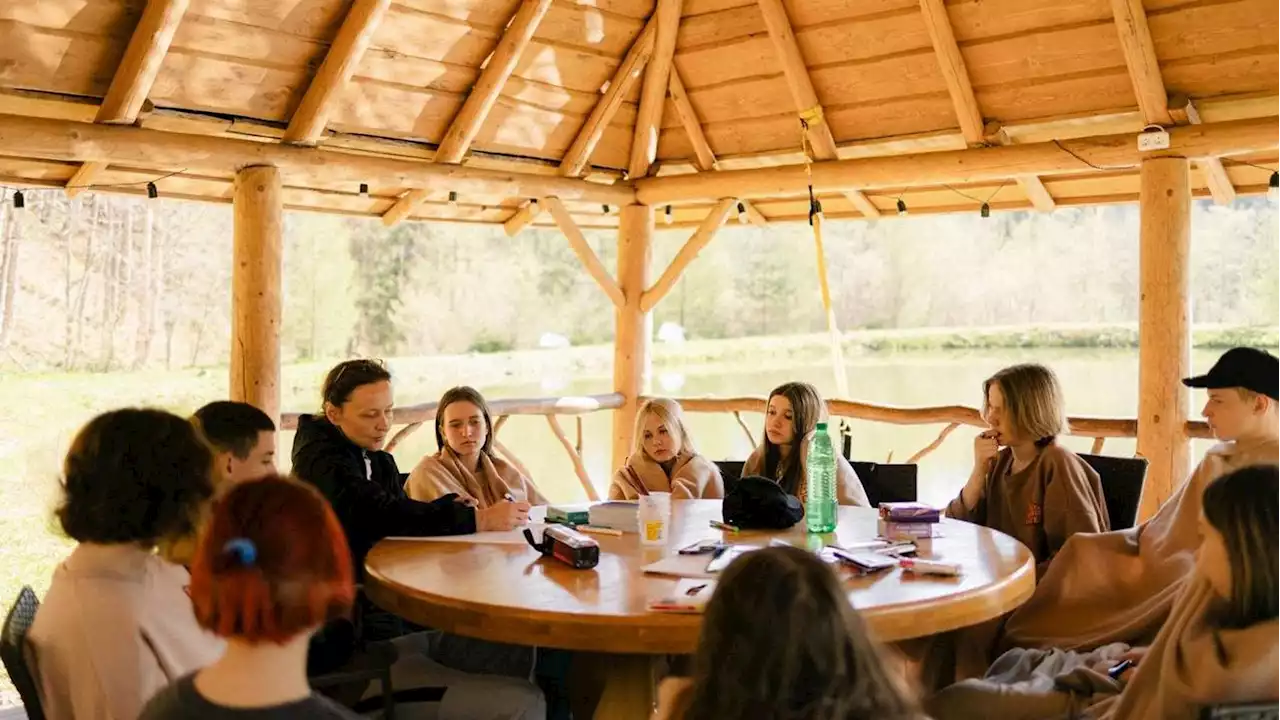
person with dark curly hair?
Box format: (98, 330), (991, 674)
(26, 408), (225, 720)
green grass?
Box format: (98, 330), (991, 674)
(0, 321), (1274, 706)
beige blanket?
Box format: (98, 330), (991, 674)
(405, 446), (546, 508)
(609, 450), (723, 500)
(1001, 437), (1278, 652)
(742, 431), (870, 507)
(1093, 573), (1279, 720)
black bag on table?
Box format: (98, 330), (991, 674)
(722, 475), (803, 530)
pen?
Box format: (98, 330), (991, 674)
(710, 520), (740, 533)
(504, 492), (516, 503)
(577, 525), (623, 537)
(684, 583), (708, 596)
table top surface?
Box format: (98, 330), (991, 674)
(364, 500), (1036, 654)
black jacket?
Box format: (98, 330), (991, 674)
(291, 414), (476, 574)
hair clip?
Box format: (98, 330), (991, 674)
(222, 537), (257, 566)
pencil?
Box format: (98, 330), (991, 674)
(577, 525), (623, 537)
(710, 520), (740, 533)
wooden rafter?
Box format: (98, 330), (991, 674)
(1169, 97), (1236, 205)
(844, 191), (882, 218)
(382, 0), (554, 226)
(630, 0), (681, 179)
(756, 0), (838, 161)
(503, 199), (543, 237)
(1110, 0), (1174, 126)
(641, 198), (735, 312)
(544, 197), (626, 308)
(67, 0), (190, 197)
(284, 0), (390, 145)
(919, 0), (984, 146)
(668, 67), (716, 172)
(561, 17), (656, 178)
(921, 0), (1051, 212)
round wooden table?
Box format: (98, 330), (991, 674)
(365, 500), (1035, 719)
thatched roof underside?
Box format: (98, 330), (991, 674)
(0, 0), (1276, 229)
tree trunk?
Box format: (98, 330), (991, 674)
(0, 205), (17, 349)
(133, 202), (155, 368)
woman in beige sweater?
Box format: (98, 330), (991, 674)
(946, 363), (1109, 577)
(742, 382), (868, 506)
(26, 409), (225, 720)
(610, 397), (723, 500)
(406, 386), (545, 508)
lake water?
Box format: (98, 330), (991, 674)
(298, 347), (1226, 507)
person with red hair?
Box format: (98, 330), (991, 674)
(140, 474), (359, 718)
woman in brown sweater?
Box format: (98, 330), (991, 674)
(610, 397), (723, 500)
(946, 363), (1110, 576)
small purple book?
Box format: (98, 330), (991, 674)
(878, 502), (941, 524)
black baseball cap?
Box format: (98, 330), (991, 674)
(1181, 347), (1278, 400)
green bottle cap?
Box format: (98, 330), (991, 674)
(816, 421), (828, 430)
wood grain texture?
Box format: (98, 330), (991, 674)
(630, 0), (682, 178)
(364, 501), (1038, 653)
(231, 165), (282, 427)
(918, 0), (984, 145)
(611, 204), (653, 470)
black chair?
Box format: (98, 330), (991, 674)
(849, 461), (919, 507)
(714, 460), (745, 496)
(1, 586), (45, 720)
(1203, 704), (1280, 720)
(309, 586), (399, 718)
(1078, 453), (1148, 531)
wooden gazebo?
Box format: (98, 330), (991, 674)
(1, 0), (1276, 517)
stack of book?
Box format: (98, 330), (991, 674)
(546, 501), (639, 533)
(877, 502), (941, 542)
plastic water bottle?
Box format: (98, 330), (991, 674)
(806, 422), (838, 533)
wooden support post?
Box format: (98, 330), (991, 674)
(545, 197), (626, 308)
(1136, 156), (1191, 522)
(641, 198), (734, 312)
(757, 0), (839, 160)
(504, 199), (543, 237)
(612, 204), (653, 472)
(231, 166), (283, 427)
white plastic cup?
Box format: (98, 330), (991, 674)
(639, 492), (672, 546)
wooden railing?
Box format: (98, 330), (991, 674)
(280, 393), (624, 501)
(279, 392), (1211, 500)
(663, 395), (1213, 463)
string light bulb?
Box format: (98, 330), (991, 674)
(1269, 171), (1278, 199)
(447, 190), (458, 209)
(663, 205), (673, 225)
(602, 204), (611, 216)
(359, 183), (369, 197)
(146, 182), (158, 199)
(12, 190), (23, 209)
(896, 198), (907, 215)
(980, 202), (990, 218)
(736, 201), (747, 224)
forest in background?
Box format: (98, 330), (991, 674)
(0, 189), (1274, 374)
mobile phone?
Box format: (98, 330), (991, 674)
(705, 545), (751, 573)
(1107, 659), (1133, 679)
(828, 547), (898, 572)
(678, 539), (723, 555)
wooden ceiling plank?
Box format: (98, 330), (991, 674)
(630, 0), (682, 179)
(1169, 96), (1236, 205)
(918, 0), (984, 146)
(669, 66), (717, 172)
(67, 0), (191, 197)
(756, 0), (838, 161)
(560, 16), (657, 177)
(383, 0), (555, 226)
(1110, 0), (1174, 126)
(284, 0), (391, 146)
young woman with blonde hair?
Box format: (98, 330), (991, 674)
(947, 363), (1109, 576)
(406, 386), (545, 507)
(742, 382), (868, 506)
(610, 397), (723, 500)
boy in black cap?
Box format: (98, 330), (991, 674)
(1182, 346), (1278, 444)
(999, 346), (1278, 656)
